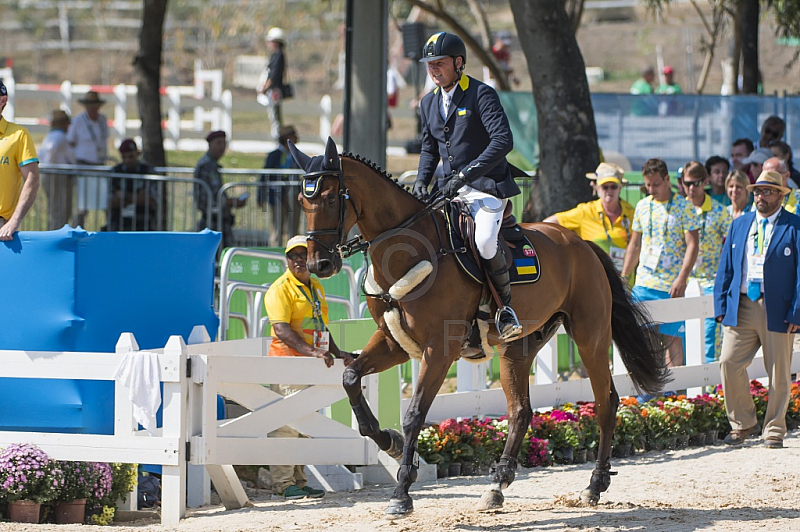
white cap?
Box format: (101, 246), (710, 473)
(266, 27), (285, 43)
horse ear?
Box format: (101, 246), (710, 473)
(287, 140), (313, 173)
(323, 136), (339, 171)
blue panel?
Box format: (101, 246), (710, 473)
(0, 228), (221, 435)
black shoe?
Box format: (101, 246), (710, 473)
(496, 306), (523, 342)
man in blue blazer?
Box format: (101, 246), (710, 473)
(412, 31), (522, 342)
(714, 170), (800, 448)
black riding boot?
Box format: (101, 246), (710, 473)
(483, 248), (523, 342)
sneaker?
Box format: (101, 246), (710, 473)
(301, 486), (325, 498)
(272, 485), (307, 500)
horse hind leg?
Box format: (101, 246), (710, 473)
(565, 314), (619, 505)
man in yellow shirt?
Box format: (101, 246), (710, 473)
(544, 162), (634, 274)
(0, 80), (40, 241)
(263, 235), (353, 500)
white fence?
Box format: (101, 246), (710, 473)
(412, 284), (800, 422)
(0, 326), (383, 525)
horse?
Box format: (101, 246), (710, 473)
(287, 137), (669, 518)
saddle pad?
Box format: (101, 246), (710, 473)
(444, 204), (541, 285)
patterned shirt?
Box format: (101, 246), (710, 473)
(783, 189), (800, 214)
(632, 193), (701, 292)
(689, 194), (732, 289)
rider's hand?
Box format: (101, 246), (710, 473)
(442, 174), (466, 199)
(412, 180), (429, 202)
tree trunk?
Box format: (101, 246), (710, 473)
(135, 0), (168, 230)
(740, 0), (759, 94)
(509, 0), (598, 221)
(730, 1), (742, 94)
(135, 0), (168, 167)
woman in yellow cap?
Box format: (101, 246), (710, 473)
(544, 162), (635, 275)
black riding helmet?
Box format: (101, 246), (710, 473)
(419, 32), (467, 69)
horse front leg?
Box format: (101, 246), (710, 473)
(477, 342), (534, 511)
(386, 334), (462, 518)
(343, 329), (408, 456)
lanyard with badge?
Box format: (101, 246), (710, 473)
(600, 211), (630, 272)
(748, 214), (776, 285)
(693, 210), (708, 273)
(300, 284), (329, 351)
(643, 194), (673, 271)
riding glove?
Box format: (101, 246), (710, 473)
(412, 180), (429, 201)
(442, 173), (466, 199)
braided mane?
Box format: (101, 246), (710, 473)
(341, 152), (416, 198)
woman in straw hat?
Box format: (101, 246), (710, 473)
(544, 162), (635, 275)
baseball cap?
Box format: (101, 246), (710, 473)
(285, 235), (308, 254)
(586, 162), (627, 186)
(206, 130), (226, 143)
(118, 138), (138, 153)
(267, 27), (285, 43)
(741, 147), (772, 166)
(663, 66), (674, 75)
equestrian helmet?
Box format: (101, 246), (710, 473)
(419, 32), (467, 66)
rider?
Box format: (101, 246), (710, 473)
(412, 31), (523, 342)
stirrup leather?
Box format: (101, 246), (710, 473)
(495, 305), (523, 342)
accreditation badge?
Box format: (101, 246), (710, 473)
(314, 331), (330, 351)
(747, 255), (765, 282)
(642, 244), (663, 271)
(608, 245), (626, 272)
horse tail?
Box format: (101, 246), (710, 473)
(586, 241), (670, 395)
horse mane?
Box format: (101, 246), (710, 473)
(341, 152), (416, 198)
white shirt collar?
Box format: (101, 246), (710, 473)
(755, 207), (781, 224)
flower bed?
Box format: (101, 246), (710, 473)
(0, 444), (136, 525)
(417, 379), (800, 472)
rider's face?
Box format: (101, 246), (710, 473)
(426, 57), (461, 89)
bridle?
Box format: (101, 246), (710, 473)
(302, 162), (446, 259)
(301, 164), (361, 256)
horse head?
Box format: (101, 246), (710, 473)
(288, 137), (355, 278)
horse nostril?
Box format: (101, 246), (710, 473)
(317, 259), (332, 273)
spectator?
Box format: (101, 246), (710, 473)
(759, 115), (785, 148)
(730, 138), (754, 173)
(621, 158), (700, 368)
(725, 169), (752, 219)
(39, 109), (75, 230)
(67, 90), (109, 228)
(714, 170), (800, 448)
(768, 140), (800, 188)
(485, 31), (519, 89)
(630, 66), (655, 94)
(193, 130), (247, 251)
(762, 157), (800, 215)
(108, 138), (158, 231)
(543, 162), (634, 274)
(259, 125), (302, 247)
(741, 147), (771, 184)
(683, 161), (732, 363)
(655, 66), (682, 94)
(704, 155), (731, 206)
(263, 235), (353, 500)
(257, 27), (288, 141)
(0, 80), (40, 241)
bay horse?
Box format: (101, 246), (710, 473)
(288, 138), (668, 517)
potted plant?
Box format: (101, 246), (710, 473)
(53, 460), (97, 524)
(642, 404), (670, 451)
(612, 404), (644, 457)
(0, 444), (60, 523)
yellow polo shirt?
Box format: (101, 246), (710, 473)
(264, 269), (329, 357)
(555, 198), (635, 253)
(0, 117), (39, 220)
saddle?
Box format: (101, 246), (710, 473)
(444, 199), (541, 286)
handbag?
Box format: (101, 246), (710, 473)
(282, 83), (294, 99)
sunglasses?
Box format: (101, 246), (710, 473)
(286, 252), (307, 261)
(683, 180), (704, 188)
(600, 184), (620, 191)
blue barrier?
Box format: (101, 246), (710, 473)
(0, 227), (220, 434)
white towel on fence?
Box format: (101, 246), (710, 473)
(113, 351), (161, 435)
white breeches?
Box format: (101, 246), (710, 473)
(458, 185), (507, 260)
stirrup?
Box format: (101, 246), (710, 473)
(495, 306), (523, 342)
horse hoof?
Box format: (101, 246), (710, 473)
(384, 428), (405, 460)
(385, 497), (413, 518)
(476, 489), (504, 511)
(580, 488), (600, 506)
